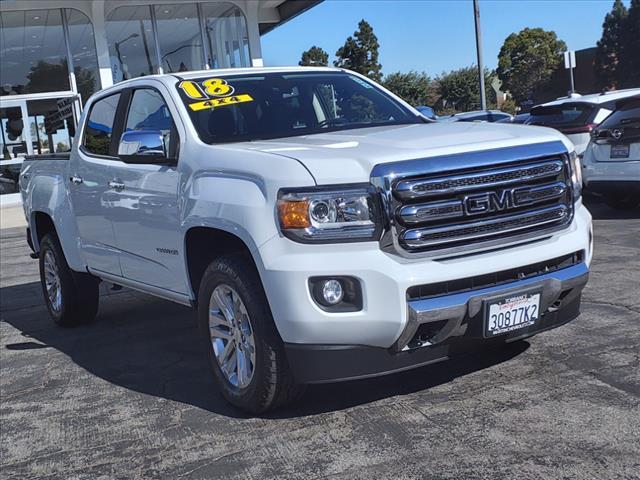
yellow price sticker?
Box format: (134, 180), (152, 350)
(187, 94), (254, 111)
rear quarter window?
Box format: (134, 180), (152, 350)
(83, 93), (121, 156)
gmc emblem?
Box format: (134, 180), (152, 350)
(463, 187), (534, 215)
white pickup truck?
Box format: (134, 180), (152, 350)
(20, 67), (592, 413)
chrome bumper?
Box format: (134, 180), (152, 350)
(393, 262), (589, 351)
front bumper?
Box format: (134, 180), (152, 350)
(258, 205), (592, 349)
(286, 265), (587, 384)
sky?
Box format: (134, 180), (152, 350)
(262, 0), (624, 77)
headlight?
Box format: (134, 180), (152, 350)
(277, 185), (382, 243)
(569, 150), (582, 201)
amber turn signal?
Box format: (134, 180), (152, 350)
(278, 200), (311, 229)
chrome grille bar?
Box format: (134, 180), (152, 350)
(401, 205), (569, 248)
(394, 160), (564, 200)
(399, 181), (567, 224)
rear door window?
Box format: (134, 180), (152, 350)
(83, 93), (121, 156)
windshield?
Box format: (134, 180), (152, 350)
(528, 103), (595, 128)
(175, 71), (423, 143)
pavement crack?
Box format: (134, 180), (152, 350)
(583, 300), (640, 314)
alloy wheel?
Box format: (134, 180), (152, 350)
(208, 284), (256, 388)
(43, 250), (62, 312)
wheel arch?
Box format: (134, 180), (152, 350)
(184, 225), (267, 304)
(31, 211), (57, 250)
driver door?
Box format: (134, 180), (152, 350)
(108, 87), (187, 294)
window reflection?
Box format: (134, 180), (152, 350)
(83, 93), (121, 156)
(201, 3), (249, 68)
(154, 3), (204, 73)
(0, 9), (70, 95)
(106, 6), (158, 82)
(66, 10), (100, 105)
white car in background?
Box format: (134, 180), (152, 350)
(583, 95), (640, 210)
(528, 89), (640, 157)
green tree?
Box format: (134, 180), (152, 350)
(620, 0), (640, 88)
(497, 28), (567, 104)
(437, 67), (496, 112)
(334, 20), (382, 81)
(382, 71), (439, 106)
(299, 46), (329, 67)
(595, 0), (629, 90)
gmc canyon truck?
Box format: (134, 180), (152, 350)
(20, 67), (592, 413)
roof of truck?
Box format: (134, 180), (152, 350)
(174, 66), (343, 78)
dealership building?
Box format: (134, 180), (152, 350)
(0, 0), (318, 214)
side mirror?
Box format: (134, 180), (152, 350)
(415, 105), (437, 121)
(118, 130), (170, 164)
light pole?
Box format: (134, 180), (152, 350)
(473, 0), (487, 111)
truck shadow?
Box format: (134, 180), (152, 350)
(1, 281), (528, 419)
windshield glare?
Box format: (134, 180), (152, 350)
(176, 72), (422, 143)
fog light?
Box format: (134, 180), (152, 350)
(309, 276), (363, 312)
(322, 279), (344, 305)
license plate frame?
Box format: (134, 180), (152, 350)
(483, 289), (542, 338)
(610, 143), (630, 159)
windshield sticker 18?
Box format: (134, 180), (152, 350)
(178, 78), (254, 111)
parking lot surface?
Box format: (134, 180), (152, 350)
(1, 196), (639, 480)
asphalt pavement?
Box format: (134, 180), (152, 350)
(1, 195), (639, 480)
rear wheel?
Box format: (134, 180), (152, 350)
(605, 194), (640, 210)
(39, 233), (100, 326)
(197, 254), (304, 413)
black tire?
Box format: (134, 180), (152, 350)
(197, 254), (304, 414)
(604, 194), (640, 210)
(39, 233), (100, 327)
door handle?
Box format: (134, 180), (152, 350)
(70, 175), (83, 185)
(108, 180), (125, 191)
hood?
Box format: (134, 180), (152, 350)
(235, 122), (573, 184)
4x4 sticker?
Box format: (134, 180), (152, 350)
(179, 78), (253, 111)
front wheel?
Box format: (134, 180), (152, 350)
(39, 233), (100, 326)
(197, 254), (304, 413)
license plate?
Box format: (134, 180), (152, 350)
(484, 292), (540, 337)
(610, 144), (630, 159)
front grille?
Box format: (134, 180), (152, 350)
(381, 148), (574, 255)
(407, 251), (584, 301)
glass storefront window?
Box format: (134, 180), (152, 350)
(1, 105), (27, 196)
(27, 99), (75, 155)
(106, 6), (158, 83)
(66, 10), (100, 106)
(1, 106), (27, 159)
(201, 3), (249, 69)
(154, 3), (204, 73)
(0, 9), (70, 96)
